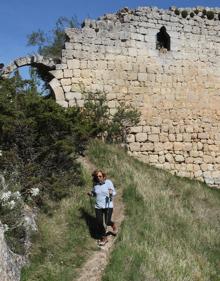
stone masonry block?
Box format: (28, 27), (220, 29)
(129, 143), (141, 152)
(64, 69), (73, 78)
(61, 78), (71, 86)
(67, 59), (80, 69)
(148, 134), (159, 142)
(126, 134), (135, 143)
(141, 142), (154, 151)
(136, 133), (148, 142)
(65, 92), (82, 101)
(130, 126), (143, 133)
(50, 70), (63, 79)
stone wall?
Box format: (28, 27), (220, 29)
(49, 6), (220, 186)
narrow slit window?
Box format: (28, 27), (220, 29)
(156, 26), (171, 51)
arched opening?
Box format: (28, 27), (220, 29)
(0, 55), (57, 98)
(156, 26), (171, 51)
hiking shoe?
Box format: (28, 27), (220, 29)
(112, 223), (117, 234)
(98, 237), (108, 246)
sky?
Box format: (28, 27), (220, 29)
(0, 0), (219, 66)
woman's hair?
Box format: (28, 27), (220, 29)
(92, 170), (106, 183)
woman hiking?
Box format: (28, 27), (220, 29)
(87, 169), (117, 246)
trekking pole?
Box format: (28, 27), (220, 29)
(105, 193), (112, 232)
(89, 196), (93, 214)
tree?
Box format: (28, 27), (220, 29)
(27, 16), (79, 95)
(27, 16), (79, 60)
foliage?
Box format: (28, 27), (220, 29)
(66, 92), (141, 151)
(21, 169), (96, 281)
(181, 10), (188, 18)
(27, 17), (79, 95)
(88, 141), (220, 281)
(0, 73), (84, 213)
(0, 73), (140, 253)
(190, 12), (195, 18)
(202, 9), (207, 16)
(27, 17), (78, 60)
(206, 11), (215, 20)
(194, 9), (200, 15)
(174, 9), (180, 16)
(107, 103), (140, 143)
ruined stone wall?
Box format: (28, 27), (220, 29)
(51, 7), (220, 186)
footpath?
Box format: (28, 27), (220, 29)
(76, 156), (125, 281)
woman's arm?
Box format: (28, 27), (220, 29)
(108, 180), (116, 196)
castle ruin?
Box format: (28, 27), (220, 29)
(2, 6), (220, 187)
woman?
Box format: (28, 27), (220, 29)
(88, 169), (117, 246)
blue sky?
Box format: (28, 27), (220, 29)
(0, 0), (219, 65)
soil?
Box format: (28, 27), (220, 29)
(76, 156), (125, 281)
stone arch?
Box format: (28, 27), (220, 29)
(0, 55), (65, 102)
(1, 55), (57, 78)
(156, 26), (171, 51)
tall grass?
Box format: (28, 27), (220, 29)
(21, 167), (96, 281)
(87, 141), (220, 281)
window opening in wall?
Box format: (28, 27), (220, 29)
(156, 26), (171, 51)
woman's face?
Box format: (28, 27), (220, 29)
(97, 172), (104, 183)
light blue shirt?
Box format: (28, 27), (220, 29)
(92, 179), (116, 209)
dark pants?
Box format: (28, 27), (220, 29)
(95, 208), (114, 238)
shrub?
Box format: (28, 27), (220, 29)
(190, 12), (195, 18)
(206, 11), (215, 20)
(194, 9), (199, 15)
(0, 74), (141, 253)
(218, 13), (220, 20)
(174, 9), (180, 16)
(0, 74), (82, 209)
(181, 10), (188, 18)
(67, 92), (141, 146)
(107, 103), (141, 143)
(202, 9), (207, 16)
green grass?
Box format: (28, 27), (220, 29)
(21, 167), (97, 281)
(87, 141), (220, 281)
(20, 140), (220, 281)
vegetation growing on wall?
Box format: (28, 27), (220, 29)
(27, 17), (78, 60)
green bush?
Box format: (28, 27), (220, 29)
(207, 11), (215, 20)
(107, 103), (140, 143)
(0, 73), (82, 208)
(181, 10), (188, 18)
(194, 9), (199, 15)
(202, 9), (207, 16)
(190, 12), (195, 18)
(0, 73), (140, 253)
(174, 9), (180, 16)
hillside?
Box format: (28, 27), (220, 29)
(21, 140), (220, 281)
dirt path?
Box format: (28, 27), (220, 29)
(76, 156), (125, 281)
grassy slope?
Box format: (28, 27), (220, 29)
(87, 141), (220, 281)
(21, 167), (97, 281)
(20, 141), (220, 281)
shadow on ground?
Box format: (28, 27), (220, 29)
(80, 208), (100, 239)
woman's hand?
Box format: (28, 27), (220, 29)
(87, 191), (92, 196)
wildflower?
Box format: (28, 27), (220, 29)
(1, 191), (12, 202)
(30, 188), (40, 197)
(7, 200), (16, 209)
(13, 191), (21, 200)
(3, 224), (9, 232)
